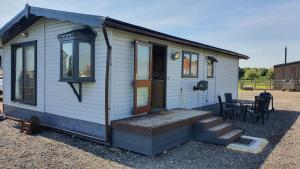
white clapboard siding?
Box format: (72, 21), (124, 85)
(109, 29), (238, 120)
(44, 19), (106, 124)
(166, 48), (217, 109)
(110, 31), (134, 120)
(216, 54), (239, 100)
(3, 18), (107, 124)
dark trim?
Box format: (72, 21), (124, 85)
(181, 51), (199, 78)
(274, 60), (300, 68)
(4, 104), (106, 140)
(67, 82), (82, 102)
(104, 18), (249, 60)
(207, 56), (218, 62)
(11, 40), (37, 106)
(207, 58), (214, 78)
(102, 24), (112, 143)
(58, 28), (96, 82)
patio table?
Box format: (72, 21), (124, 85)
(233, 99), (255, 121)
(233, 99), (255, 105)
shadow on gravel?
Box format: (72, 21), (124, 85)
(231, 109), (300, 168)
(32, 108), (299, 169)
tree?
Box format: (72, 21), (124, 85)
(239, 67), (245, 79)
(244, 69), (259, 80)
(266, 68), (274, 80)
(257, 68), (268, 76)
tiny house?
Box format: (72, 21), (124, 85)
(0, 5), (248, 155)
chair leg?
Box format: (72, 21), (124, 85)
(232, 109), (236, 121)
(243, 106), (247, 122)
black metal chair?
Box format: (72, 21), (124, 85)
(218, 95), (235, 120)
(246, 96), (267, 124)
(224, 93), (239, 116)
(263, 96), (271, 120)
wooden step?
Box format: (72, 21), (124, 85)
(208, 123), (232, 136)
(198, 117), (223, 129)
(215, 129), (243, 145)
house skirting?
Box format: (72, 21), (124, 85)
(3, 104), (105, 140)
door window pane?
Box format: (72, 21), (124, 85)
(191, 54), (198, 76)
(62, 43), (73, 78)
(24, 45), (35, 102)
(15, 47), (23, 100)
(183, 53), (190, 76)
(79, 42), (92, 78)
(137, 45), (150, 80)
(137, 87), (149, 107)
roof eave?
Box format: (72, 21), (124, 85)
(104, 18), (249, 60)
(0, 4), (104, 45)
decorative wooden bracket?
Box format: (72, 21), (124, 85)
(67, 82), (82, 102)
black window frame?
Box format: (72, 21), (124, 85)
(182, 51), (199, 78)
(207, 59), (214, 78)
(11, 40), (37, 106)
(58, 28), (96, 82)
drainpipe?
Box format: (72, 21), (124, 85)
(102, 23), (112, 144)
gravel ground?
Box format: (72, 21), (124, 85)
(0, 90), (299, 169)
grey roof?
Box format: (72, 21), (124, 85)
(0, 4), (105, 45)
(0, 4), (249, 59)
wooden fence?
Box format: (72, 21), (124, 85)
(239, 80), (273, 90)
(239, 79), (300, 91)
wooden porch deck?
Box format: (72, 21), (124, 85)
(111, 109), (212, 136)
(111, 109), (242, 156)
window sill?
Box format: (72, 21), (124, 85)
(59, 79), (96, 83)
(11, 100), (37, 106)
(207, 76), (214, 78)
(182, 76), (199, 78)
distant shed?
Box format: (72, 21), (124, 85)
(273, 61), (300, 90)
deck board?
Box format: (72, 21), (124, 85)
(111, 109), (212, 135)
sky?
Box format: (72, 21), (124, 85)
(0, 0), (299, 68)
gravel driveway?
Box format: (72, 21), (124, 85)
(0, 90), (299, 169)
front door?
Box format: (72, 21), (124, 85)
(134, 41), (152, 114)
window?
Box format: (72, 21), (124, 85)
(58, 28), (96, 82)
(11, 41), (37, 105)
(79, 42), (92, 78)
(207, 59), (214, 77)
(182, 51), (198, 77)
(62, 43), (73, 79)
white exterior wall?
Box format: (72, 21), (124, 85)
(2, 19), (239, 124)
(3, 18), (107, 124)
(215, 53), (239, 100)
(109, 29), (238, 120)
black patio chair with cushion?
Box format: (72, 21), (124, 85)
(246, 96), (267, 124)
(262, 96), (271, 120)
(224, 93), (239, 115)
(218, 95), (235, 120)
